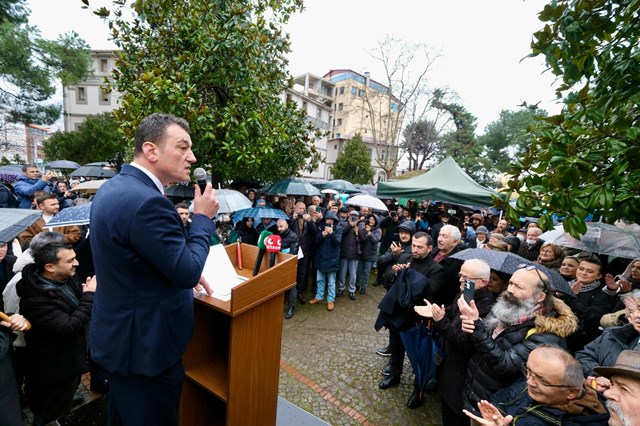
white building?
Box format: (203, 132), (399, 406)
(63, 50), (122, 131)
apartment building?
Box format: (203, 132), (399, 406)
(63, 50), (122, 131)
(324, 69), (403, 182)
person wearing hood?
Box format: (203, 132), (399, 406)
(16, 241), (96, 426)
(12, 164), (54, 209)
(468, 226), (489, 249)
(355, 214), (382, 295)
(374, 220), (415, 288)
(309, 210), (343, 311)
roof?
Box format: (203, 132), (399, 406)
(376, 156), (499, 206)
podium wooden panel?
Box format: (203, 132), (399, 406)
(180, 243), (297, 426)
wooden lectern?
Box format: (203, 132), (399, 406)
(180, 243), (297, 426)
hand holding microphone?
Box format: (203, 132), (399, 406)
(192, 167), (219, 219)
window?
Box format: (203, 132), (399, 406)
(338, 103), (343, 111)
(358, 89), (364, 97)
(99, 88), (111, 105)
(316, 108), (322, 119)
(99, 58), (109, 73)
(351, 86), (357, 95)
(334, 144), (338, 150)
(339, 87), (345, 95)
(336, 133), (341, 138)
(76, 86), (87, 104)
(337, 118), (342, 126)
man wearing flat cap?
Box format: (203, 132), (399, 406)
(595, 350), (640, 426)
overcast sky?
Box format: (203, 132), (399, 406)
(27, 0), (561, 132)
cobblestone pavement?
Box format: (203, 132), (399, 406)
(278, 274), (444, 426)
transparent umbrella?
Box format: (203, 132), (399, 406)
(542, 222), (640, 260)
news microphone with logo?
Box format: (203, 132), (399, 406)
(265, 234), (283, 268)
(253, 230), (272, 276)
(193, 167), (207, 195)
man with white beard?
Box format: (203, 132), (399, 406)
(458, 265), (578, 416)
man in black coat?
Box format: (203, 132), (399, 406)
(430, 224), (465, 307)
(376, 232), (445, 409)
(0, 242), (17, 295)
(16, 242), (96, 425)
(277, 218), (301, 319)
(415, 259), (496, 426)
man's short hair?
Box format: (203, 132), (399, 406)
(134, 113), (190, 156)
(36, 192), (56, 206)
(413, 231), (433, 246)
(30, 232), (65, 253)
(534, 344), (583, 388)
(33, 241), (72, 273)
(441, 224), (461, 242)
(22, 163), (37, 172)
(175, 202), (189, 210)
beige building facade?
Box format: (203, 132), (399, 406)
(63, 50), (122, 131)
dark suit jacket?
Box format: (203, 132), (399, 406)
(89, 165), (215, 376)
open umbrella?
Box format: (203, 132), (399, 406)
(346, 194), (388, 211)
(326, 179), (358, 194)
(84, 161), (112, 167)
(0, 164), (23, 183)
(165, 183), (195, 199)
(0, 209), (43, 244)
(70, 180), (108, 195)
(232, 207), (288, 223)
(399, 320), (445, 396)
(70, 166), (116, 179)
(320, 188), (339, 195)
(450, 248), (574, 297)
(264, 177), (321, 196)
(44, 203), (92, 228)
(216, 189), (252, 213)
(48, 160), (81, 169)
(540, 222), (640, 260)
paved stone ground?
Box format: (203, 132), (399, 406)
(278, 273), (443, 426)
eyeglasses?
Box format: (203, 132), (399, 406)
(521, 364), (574, 388)
(458, 273), (481, 281)
(518, 264), (550, 292)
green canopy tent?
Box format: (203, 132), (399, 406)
(377, 156), (499, 206)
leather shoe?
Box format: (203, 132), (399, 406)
(297, 294), (306, 304)
(378, 375), (400, 389)
(336, 289), (345, 297)
(308, 298), (321, 305)
(380, 363), (392, 376)
(406, 391), (424, 409)
(376, 346), (392, 357)
(327, 302), (334, 311)
(284, 305), (295, 319)
(349, 291), (356, 300)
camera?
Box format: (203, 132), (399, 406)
(390, 211), (397, 218)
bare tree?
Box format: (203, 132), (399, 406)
(356, 35), (440, 178)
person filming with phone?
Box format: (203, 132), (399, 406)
(414, 259), (495, 426)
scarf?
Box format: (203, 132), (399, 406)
(569, 279), (601, 293)
(35, 272), (80, 308)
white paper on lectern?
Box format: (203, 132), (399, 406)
(200, 244), (246, 301)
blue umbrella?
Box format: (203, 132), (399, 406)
(450, 248), (574, 297)
(44, 203), (92, 228)
(232, 207), (288, 223)
(399, 320), (445, 396)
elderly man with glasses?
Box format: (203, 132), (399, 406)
(463, 345), (609, 425)
(457, 264), (578, 416)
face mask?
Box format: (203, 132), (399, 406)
(526, 239), (537, 245)
(516, 235), (525, 242)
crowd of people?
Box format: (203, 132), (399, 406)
(1, 113), (640, 426)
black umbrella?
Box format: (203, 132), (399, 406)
(0, 209), (43, 244)
(450, 248), (574, 297)
(48, 160), (81, 169)
(70, 166), (116, 179)
(165, 183), (195, 199)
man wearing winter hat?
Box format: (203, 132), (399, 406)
(468, 226), (489, 249)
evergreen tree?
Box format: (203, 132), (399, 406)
(331, 134), (375, 184)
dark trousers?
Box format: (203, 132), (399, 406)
(27, 375), (80, 426)
(388, 327), (405, 377)
(296, 255), (309, 295)
(441, 399), (470, 426)
(105, 360), (184, 426)
(0, 349), (22, 426)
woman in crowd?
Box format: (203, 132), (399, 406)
(356, 214), (382, 295)
(229, 217), (258, 245)
(559, 255), (580, 281)
(535, 242), (564, 271)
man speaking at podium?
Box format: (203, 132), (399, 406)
(89, 114), (220, 425)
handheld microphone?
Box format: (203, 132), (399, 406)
(193, 167), (207, 195)
(253, 230), (272, 276)
(265, 234), (282, 268)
